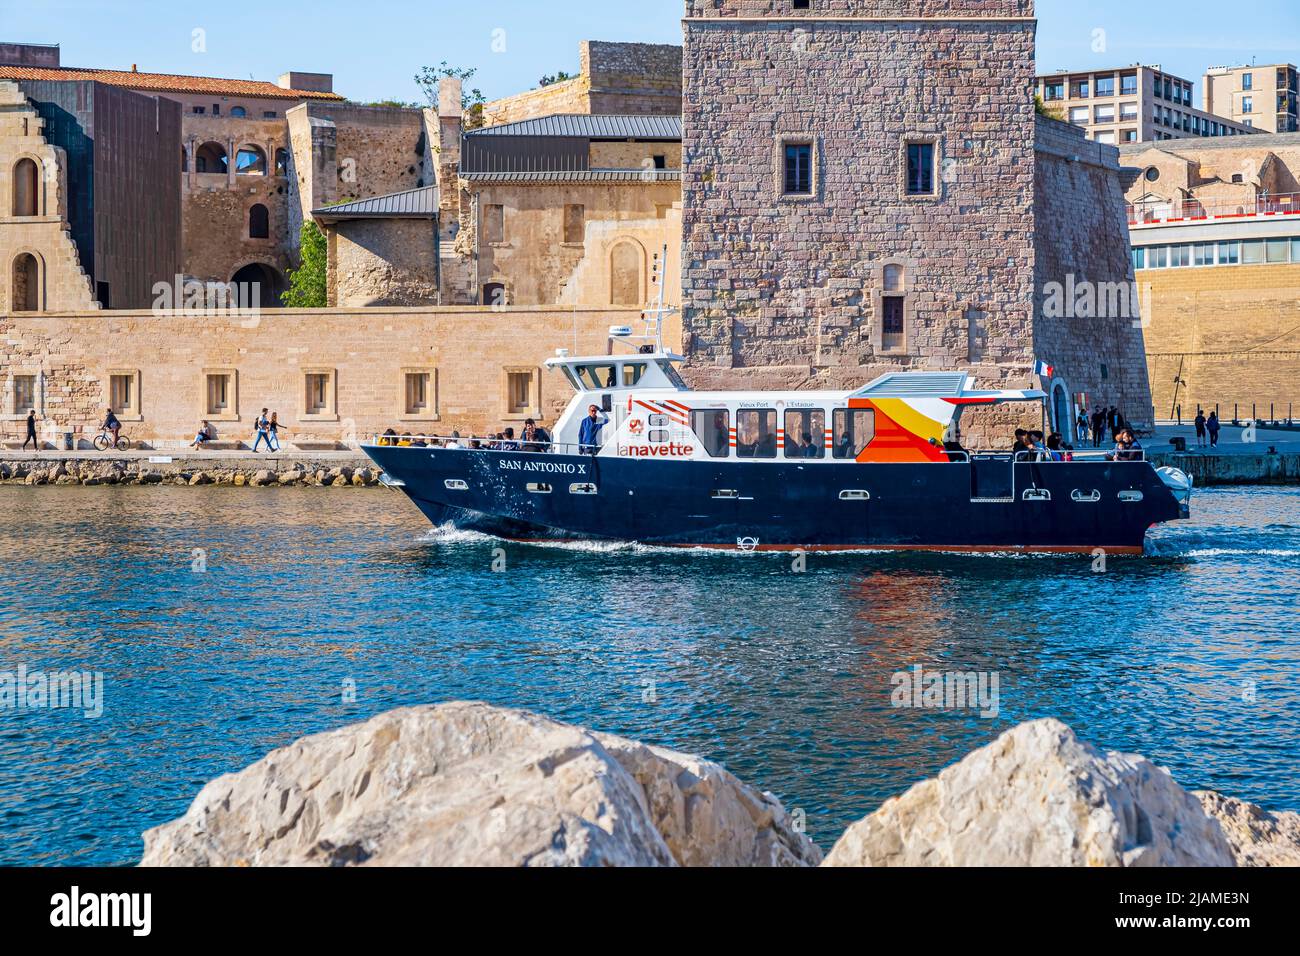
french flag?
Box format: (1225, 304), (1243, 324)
(1034, 360), (1055, 378)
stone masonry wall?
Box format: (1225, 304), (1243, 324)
(681, 4), (1038, 397)
(0, 81), (97, 312)
(1033, 117), (1154, 432)
(0, 307), (667, 445)
(329, 218), (440, 307)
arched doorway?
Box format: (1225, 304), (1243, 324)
(11, 253), (40, 311)
(1052, 383), (1071, 440)
(248, 203), (269, 239)
(12, 158), (40, 216)
(230, 263), (284, 308)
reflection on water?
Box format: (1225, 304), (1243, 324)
(0, 484), (1297, 864)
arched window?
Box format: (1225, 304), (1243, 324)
(195, 142), (228, 174)
(609, 241), (642, 306)
(230, 106), (247, 117)
(12, 158), (40, 216)
(11, 253), (40, 311)
(275, 148), (289, 177)
(236, 145), (266, 175)
(883, 263), (905, 292)
(248, 204), (269, 239)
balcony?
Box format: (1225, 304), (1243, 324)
(1127, 192), (1300, 226)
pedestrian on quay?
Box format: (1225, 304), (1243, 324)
(267, 412), (288, 452)
(252, 408), (273, 452)
(1194, 409), (1207, 448)
(1206, 411), (1221, 448)
(22, 409), (38, 451)
(1090, 406), (1106, 448)
(1075, 409), (1089, 446)
(1108, 406), (1124, 441)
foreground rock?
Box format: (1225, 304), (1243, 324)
(140, 702), (820, 867)
(824, 719), (1235, 867)
(1195, 790), (1300, 867)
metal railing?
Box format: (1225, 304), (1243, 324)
(1128, 191), (1300, 226)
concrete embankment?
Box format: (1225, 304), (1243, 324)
(1149, 451), (1300, 486)
(0, 452), (383, 487)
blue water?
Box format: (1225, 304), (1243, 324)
(0, 484), (1297, 865)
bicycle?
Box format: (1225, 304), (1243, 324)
(92, 427), (131, 452)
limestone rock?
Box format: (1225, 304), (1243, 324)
(277, 470), (303, 485)
(1195, 791), (1300, 867)
(251, 469), (276, 487)
(140, 702), (816, 868)
(824, 719), (1235, 867)
(593, 733), (821, 867)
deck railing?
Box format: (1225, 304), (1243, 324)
(1128, 192), (1300, 226)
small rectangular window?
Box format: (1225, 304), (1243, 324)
(405, 372), (430, 415)
(1217, 241), (1240, 265)
(623, 363), (648, 386)
(1241, 240), (1266, 264)
(832, 409), (876, 460)
(12, 374), (36, 415)
(206, 374), (232, 415)
(882, 296), (905, 350)
(653, 154), (666, 170)
(306, 373), (331, 415)
(783, 409), (825, 459)
(1266, 239), (1289, 263)
(1131, 247), (1145, 270)
(690, 410), (731, 459)
(1095, 77), (1115, 97)
(563, 204), (585, 244)
(506, 371), (533, 415)
(574, 364), (617, 390)
(783, 143), (812, 195)
(109, 374), (134, 415)
(736, 409), (777, 459)
(906, 142), (934, 195)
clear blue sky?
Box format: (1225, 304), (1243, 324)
(2, 0), (1297, 105)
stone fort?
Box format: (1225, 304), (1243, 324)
(1, 4), (1156, 447)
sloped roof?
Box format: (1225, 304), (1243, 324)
(459, 169), (681, 184)
(313, 185), (439, 222)
(0, 64), (343, 101)
(468, 114), (681, 140)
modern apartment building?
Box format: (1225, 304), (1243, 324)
(1036, 65), (1256, 144)
(1204, 63), (1299, 133)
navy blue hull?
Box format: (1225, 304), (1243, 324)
(363, 446), (1186, 554)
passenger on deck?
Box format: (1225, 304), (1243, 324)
(521, 419), (551, 452)
(1109, 428), (1143, 462)
(501, 428), (521, 451)
(1044, 432), (1067, 461)
(1011, 429), (1030, 457)
(1025, 431), (1046, 461)
(579, 405), (608, 455)
(378, 428), (398, 447)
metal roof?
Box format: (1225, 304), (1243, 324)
(459, 169), (681, 184)
(468, 114), (682, 140)
(853, 372), (1045, 402)
(313, 185), (439, 222)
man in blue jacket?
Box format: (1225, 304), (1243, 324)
(578, 405), (608, 455)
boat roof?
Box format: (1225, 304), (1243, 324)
(850, 371), (1045, 402)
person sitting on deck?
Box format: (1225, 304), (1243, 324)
(578, 405), (608, 455)
(1109, 428), (1144, 462)
(1011, 429), (1030, 457)
(801, 432), (820, 458)
(521, 419), (551, 452)
(378, 428), (398, 447)
(500, 428), (521, 452)
(1044, 432), (1067, 462)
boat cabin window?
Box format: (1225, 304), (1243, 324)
(658, 361), (687, 389)
(624, 363), (648, 386)
(784, 409), (826, 459)
(691, 410), (731, 459)
(832, 409), (876, 459)
(736, 409), (778, 459)
(574, 364), (618, 390)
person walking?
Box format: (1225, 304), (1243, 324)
(1108, 406), (1123, 441)
(1206, 411), (1221, 448)
(252, 408), (273, 452)
(22, 409), (38, 451)
(1090, 406), (1105, 449)
(1194, 409), (1207, 448)
(1075, 409), (1088, 446)
(267, 412), (288, 452)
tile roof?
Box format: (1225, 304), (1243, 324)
(468, 114), (682, 140)
(313, 185), (439, 221)
(0, 64), (343, 101)
(459, 169), (681, 184)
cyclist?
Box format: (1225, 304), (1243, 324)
(100, 408), (122, 450)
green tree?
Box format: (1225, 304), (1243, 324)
(282, 220), (328, 308)
(1034, 94), (1064, 121)
(415, 61), (487, 129)
(538, 71), (576, 88)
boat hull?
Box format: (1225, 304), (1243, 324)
(363, 446), (1186, 554)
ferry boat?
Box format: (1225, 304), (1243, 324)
(362, 331), (1192, 556)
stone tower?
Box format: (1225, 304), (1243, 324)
(681, 0), (1154, 430)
